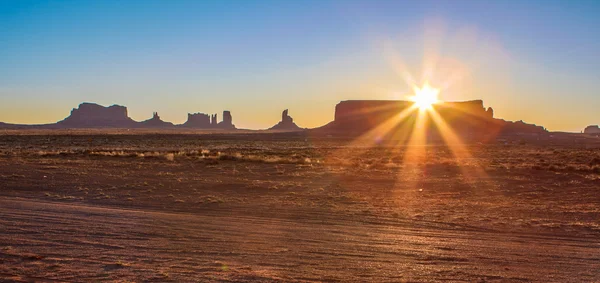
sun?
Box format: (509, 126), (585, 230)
(410, 83), (440, 110)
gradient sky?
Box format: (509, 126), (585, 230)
(1, 0), (598, 131)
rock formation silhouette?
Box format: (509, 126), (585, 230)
(217, 111), (235, 129)
(181, 111), (235, 129)
(182, 113), (211, 128)
(0, 100), (550, 136)
(314, 100), (547, 138)
(486, 107), (494, 119)
(0, 102), (240, 129)
(584, 125), (600, 134)
(283, 109), (292, 124)
(57, 103), (137, 128)
(269, 109), (302, 131)
(140, 112), (174, 128)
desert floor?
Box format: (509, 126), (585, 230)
(0, 133), (599, 282)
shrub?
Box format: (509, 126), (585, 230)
(164, 153), (175, 161)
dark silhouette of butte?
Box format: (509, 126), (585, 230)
(220, 111), (235, 129)
(181, 111), (234, 129)
(58, 103), (137, 128)
(313, 100), (546, 137)
(50, 103), (236, 129)
(182, 113), (211, 128)
(0, 100), (555, 138)
(269, 109), (302, 131)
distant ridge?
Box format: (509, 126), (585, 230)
(0, 100), (553, 137)
(0, 102), (237, 130)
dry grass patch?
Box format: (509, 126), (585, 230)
(197, 195), (225, 204)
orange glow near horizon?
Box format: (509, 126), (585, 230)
(325, 79), (491, 204)
(328, 22), (500, 195)
(409, 83), (441, 110)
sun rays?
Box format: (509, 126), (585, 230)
(324, 80), (490, 199)
(322, 21), (503, 199)
(409, 83), (440, 110)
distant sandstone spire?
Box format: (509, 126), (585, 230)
(269, 109), (301, 131)
(217, 110), (235, 129)
(211, 114), (217, 126)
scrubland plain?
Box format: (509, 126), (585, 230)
(0, 131), (599, 282)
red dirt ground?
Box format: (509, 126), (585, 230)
(0, 133), (598, 282)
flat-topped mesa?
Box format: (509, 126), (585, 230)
(269, 109), (302, 131)
(331, 100), (490, 131)
(319, 99), (546, 136)
(182, 112), (211, 128)
(58, 102), (137, 128)
(436, 100), (493, 118)
(433, 100), (494, 130)
(335, 100), (409, 124)
(217, 110), (235, 129)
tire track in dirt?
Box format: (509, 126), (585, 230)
(0, 197), (598, 282)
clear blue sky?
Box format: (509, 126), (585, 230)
(1, 0), (598, 131)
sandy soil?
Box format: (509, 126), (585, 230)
(0, 133), (599, 282)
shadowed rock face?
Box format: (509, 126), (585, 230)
(584, 125), (600, 134)
(317, 100), (546, 137)
(57, 103), (137, 128)
(269, 109), (302, 131)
